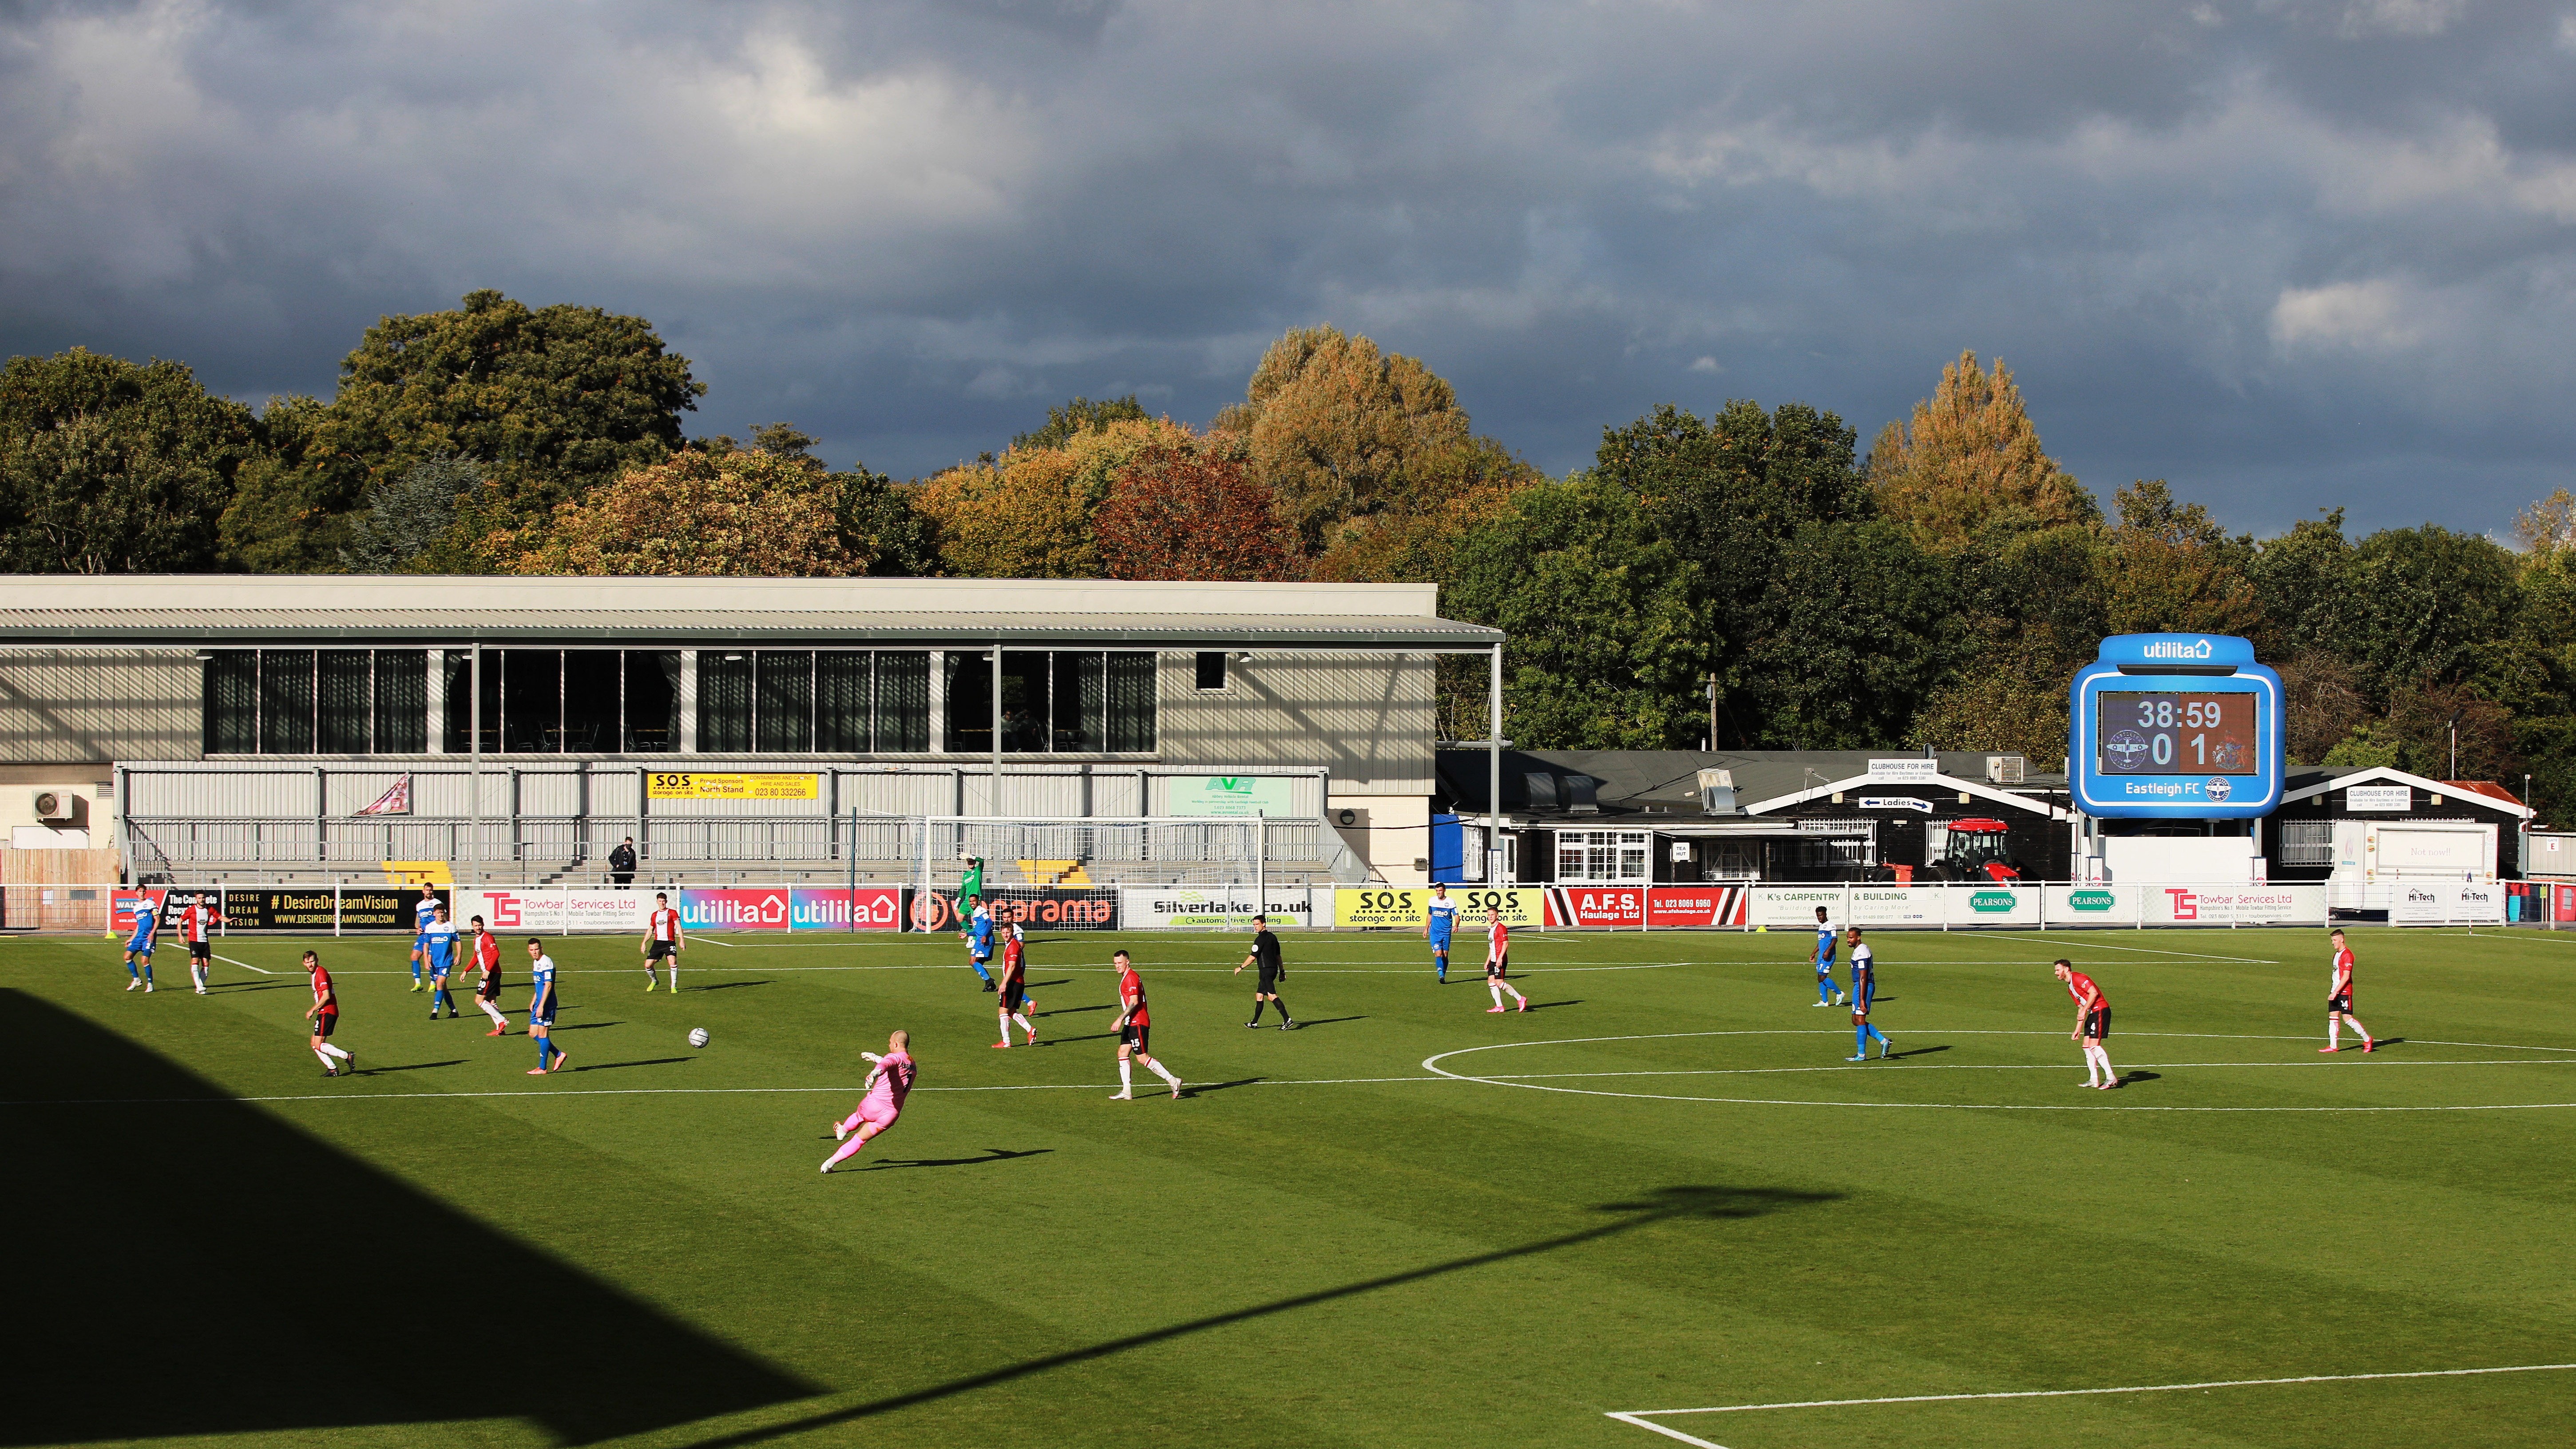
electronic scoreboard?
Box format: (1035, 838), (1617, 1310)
(2069, 634), (2283, 819)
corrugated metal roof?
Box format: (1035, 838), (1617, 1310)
(0, 608), (1501, 648)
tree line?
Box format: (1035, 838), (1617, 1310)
(5, 291), (2570, 813)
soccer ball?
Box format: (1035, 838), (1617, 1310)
(688, 1027), (710, 1049)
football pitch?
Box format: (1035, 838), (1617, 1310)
(9, 922), (2574, 1449)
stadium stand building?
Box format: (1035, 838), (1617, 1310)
(0, 575), (1506, 891)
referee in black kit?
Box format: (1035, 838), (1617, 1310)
(1236, 915), (1296, 1029)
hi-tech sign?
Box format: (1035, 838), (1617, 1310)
(2071, 635), (2283, 820)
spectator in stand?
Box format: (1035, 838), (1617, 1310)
(609, 836), (638, 886)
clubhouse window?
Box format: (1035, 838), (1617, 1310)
(942, 649), (1155, 754)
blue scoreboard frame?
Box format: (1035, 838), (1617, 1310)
(2070, 633), (2283, 820)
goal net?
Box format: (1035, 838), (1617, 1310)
(901, 815), (1270, 930)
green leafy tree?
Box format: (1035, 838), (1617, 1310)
(2245, 509), (2353, 663)
(2102, 479), (2260, 637)
(2339, 525), (2521, 701)
(1741, 520), (1961, 748)
(1447, 473), (1706, 749)
(340, 455), (482, 573)
(1590, 399), (1871, 743)
(1013, 396), (1149, 453)
(301, 289), (704, 553)
(0, 347), (256, 573)
(1908, 523), (2112, 760)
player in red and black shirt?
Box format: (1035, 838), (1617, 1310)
(2321, 927), (2377, 1053)
(1110, 949), (1183, 1100)
(642, 892), (684, 992)
(469, 914), (509, 1035)
(303, 950), (355, 1077)
(2053, 959), (2119, 1089)
(180, 895), (224, 994)
(991, 925), (1037, 1048)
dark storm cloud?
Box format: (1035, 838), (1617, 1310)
(2, 0), (2572, 534)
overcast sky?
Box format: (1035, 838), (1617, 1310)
(4, 0), (2572, 538)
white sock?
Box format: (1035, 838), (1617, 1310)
(315, 1048), (334, 1067)
(1118, 1058), (1132, 1089)
(2093, 1045), (2116, 1081)
(666, 966), (678, 990)
(2355, 1021), (2372, 1043)
(1505, 982), (1526, 1003)
(1489, 983), (1503, 1006)
(480, 999), (507, 1026)
(1145, 1057), (1180, 1085)
(1012, 1013), (1033, 1037)
(320, 1043), (350, 1061)
(2329, 1020), (2341, 1047)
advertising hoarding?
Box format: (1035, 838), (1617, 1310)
(1120, 887), (1318, 929)
(1167, 776), (1300, 818)
(644, 772), (820, 801)
(1544, 887), (1642, 927)
(1645, 885), (1749, 927)
(1333, 886), (1540, 928)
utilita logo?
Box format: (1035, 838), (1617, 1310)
(2142, 640), (2215, 660)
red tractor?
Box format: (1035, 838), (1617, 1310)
(1935, 818), (2022, 882)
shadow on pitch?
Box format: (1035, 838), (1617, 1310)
(1881, 1045), (1950, 1061)
(353, 1058), (468, 1076)
(673, 1182), (1839, 1449)
(854, 1147), (1054, 1172)
(570, 1057), (694, 1073)
(1180, 1077), (1264, 1097)
(1277, 1015), (1364, 1029)
(554, 1021), (625, 1030)
(1037, 1002), (1112, 1018)
(1521, 1000), (1581, 1012)
(690, 980), (773, 992)
(1026, 978), (1073, 990)
(0, 987), (819, 1446)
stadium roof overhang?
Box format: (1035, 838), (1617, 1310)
(1739, 772), (2071, 820)
(0, 609), (1502, 651)
(0, 576), (1503, 652)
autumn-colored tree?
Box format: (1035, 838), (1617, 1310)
(2277, 653), (2371, 764)
(909, 416), (1225, 578)
(1308, 435), (1540, 583)
(2517, 488), (2576, 556)
(504, 447), (872, 576)
(1869, 351), (2096, 551)
(1217, 326), (1473, 550)
(1094, 443), (1304, 581)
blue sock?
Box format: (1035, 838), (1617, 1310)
(127, 960), (140, 980)
(536, 1037), (553, 1068)
(1867, 1025), (1889, 1049)
(1818, 975), (1833, 1003)
(973, 962), (992, 983)
(1855, 1023), (1869, 1054)
(141, 964), (152, 983)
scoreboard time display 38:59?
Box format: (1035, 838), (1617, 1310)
(2096, 692), (2258, 775)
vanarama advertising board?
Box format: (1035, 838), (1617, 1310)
(1334, 887), (1539, 928)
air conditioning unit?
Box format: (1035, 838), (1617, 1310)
(1986, 755), (2027, 785)
(32, 790), (76, 822)
(1696, 768), (1738, 814)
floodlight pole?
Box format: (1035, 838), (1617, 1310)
(468, 641), (482, 888)
(991, 642), (1003, 818)
(1489, 643), (1503, 886)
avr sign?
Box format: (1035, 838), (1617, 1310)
(2070, 634), (2283, 820)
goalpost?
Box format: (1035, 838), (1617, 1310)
(904, 815), (1272, 930)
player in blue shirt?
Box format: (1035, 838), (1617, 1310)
(1423, 883), (1459, 984)
(123, 896), (159, 992)
(525, 938), (568, 1074)
(961, 897), (997, 990)
(408, 892), (440, 992)
(1845, 928), (1891, 1061)
(1809, 907), (1844, 1007)
(422, 904), (461, 1019)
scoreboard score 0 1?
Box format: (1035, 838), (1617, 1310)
(2071, 636), (2283, 819)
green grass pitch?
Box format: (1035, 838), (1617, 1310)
(9, 922), (2575, 1448)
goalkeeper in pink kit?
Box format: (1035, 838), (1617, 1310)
(820, 1030), (916, 1173)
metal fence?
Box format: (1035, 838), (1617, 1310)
(120, 811), (1368, 888)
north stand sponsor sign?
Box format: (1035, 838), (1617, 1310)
(2143, 884), (2326, 925)
(151, 886), (448, 932)
(462, 889), (655, 935)
(1122, 887), (1318, 929)
(2388, 881), (2503, 924)
(1749, 886), (1852, 928)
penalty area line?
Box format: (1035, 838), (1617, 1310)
(1605, 1362), (2576, 1448)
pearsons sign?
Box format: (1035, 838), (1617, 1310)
(2070, 634), (2284, 820)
